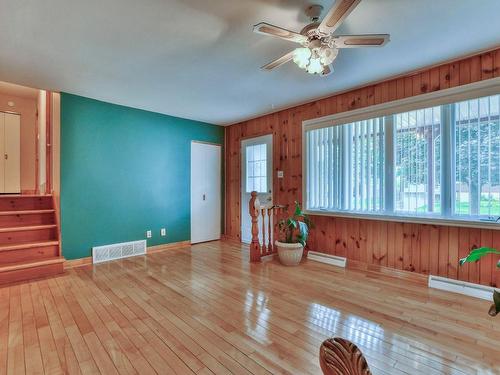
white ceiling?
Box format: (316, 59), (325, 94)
(0, 0), (499, 125)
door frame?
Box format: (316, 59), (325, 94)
(190, 140), (222, 244)
(240, 133), (274, 243)
(0, 111), (22, 194)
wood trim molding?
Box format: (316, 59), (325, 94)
(64, 256), (93, 269)
(147, 240), (191, 254)
(64, 240), (192, 269)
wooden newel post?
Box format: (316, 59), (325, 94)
(249, 191), (261, 262)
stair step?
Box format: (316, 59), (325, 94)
(0, 240), (59, 252)
(0, 210), (55, 228)
(0, 224), (57, 246)
(0, 224), (57, 233)
(0, 209), (55, 216)
(0, 257), (64, 284)
(0, 196), (53, 211)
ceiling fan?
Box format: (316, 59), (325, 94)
(253, 0), (390, 76)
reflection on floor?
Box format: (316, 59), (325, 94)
(0, 240), (498, 374)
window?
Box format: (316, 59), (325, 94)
(307, 118), (384, 212)
(394, 107), (441, 214)
(304, 90), (500, 224)
(246, 143), (267, 193)
(454, 95), (500, 217)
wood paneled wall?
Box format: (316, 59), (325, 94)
(225, 48), (500, 286)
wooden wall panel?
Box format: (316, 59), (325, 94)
(225, 47), (500, 287)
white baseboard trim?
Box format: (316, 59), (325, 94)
(428, 275), (498, 301)
(307, 251), (347, 268)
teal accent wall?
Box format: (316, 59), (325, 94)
(60, 93), (224, 260)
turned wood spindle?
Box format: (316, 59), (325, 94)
(249, 191), (261, 262)
(261, 208), (266, 254)
(267, 207), (273, 254)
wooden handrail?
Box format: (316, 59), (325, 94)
(248, 191), (288, 262)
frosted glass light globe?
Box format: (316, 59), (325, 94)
(293, 47), (312, 69)
(307, 57), (324, 74)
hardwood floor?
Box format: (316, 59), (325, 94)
(0, 240), (499, 375)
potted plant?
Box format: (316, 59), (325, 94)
(275, 201), (313, 266)
(459, 247), (500, 316)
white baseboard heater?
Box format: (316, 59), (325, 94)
(307, 251), (347, 268)
(428, 275), (499, 301)
(92, 240), (147, 264)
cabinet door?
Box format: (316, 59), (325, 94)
(4, 113), (21, 193)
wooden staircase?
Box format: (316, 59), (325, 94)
(0, 195), (64, 284)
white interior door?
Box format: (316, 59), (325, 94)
(191, 142), (221, 244)
(241, 134), (273, 244)
(0, 112), (21, 194)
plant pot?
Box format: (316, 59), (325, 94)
(275, 241), (304, 266)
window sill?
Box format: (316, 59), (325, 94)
(304, 209), (500, 230)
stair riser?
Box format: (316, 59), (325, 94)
(0, 245), (59, 265)
(0, 213), (55, 228)
(0, 262), (64, 284)
(0, 197), (53, 211)
(0, 228), (57, 245)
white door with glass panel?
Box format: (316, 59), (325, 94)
(241, 135), (273, 244)
(0, 112), (21, 194)
(191, 142), (221, 244)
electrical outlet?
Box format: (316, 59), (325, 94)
(146, 230), (152, 238)
(161, 228), (166, 236)
(277, 170), (284, 178)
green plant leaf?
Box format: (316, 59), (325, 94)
(459, 247), (500, 266)
(293, 201), (304, 217)
(287, 218), (297, 229)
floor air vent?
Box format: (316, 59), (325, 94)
(92, 240), (146, 264)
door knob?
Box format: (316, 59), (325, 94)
(4, 154), (7, 160)
(203, 194), (206, 201)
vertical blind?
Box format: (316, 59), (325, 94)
(305, 93), (500, 221)
(394, 107), (441, 214)
(306, 118), (385, 212)
(454, 95), (500, 217)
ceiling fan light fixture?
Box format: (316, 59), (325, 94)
(306, 56), (324, 74)
(292, 47), (312, 69)
(319, 47), (338, 65)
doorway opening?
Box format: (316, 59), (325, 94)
(0, 81), (57, 195)
(240, 134), (273, 244)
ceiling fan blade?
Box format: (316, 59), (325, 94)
(253, 22), (308, 44)
(318, 0), (362, 35)
(261, 51), (295, 70)
(333, 34), (390, 48)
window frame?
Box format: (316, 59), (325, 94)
(302, 77), (500, 229)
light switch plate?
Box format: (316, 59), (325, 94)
(161, 228), (166, 236)
(146, 230), (152, 238)
(277, 170), (284, 178)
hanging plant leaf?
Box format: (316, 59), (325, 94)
(489, 290), (500, 317)
(459, 247), (500, 266)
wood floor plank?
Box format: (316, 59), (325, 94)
(0, 240), (499, 374)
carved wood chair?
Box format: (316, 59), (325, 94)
(319, 338), (371, 375)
